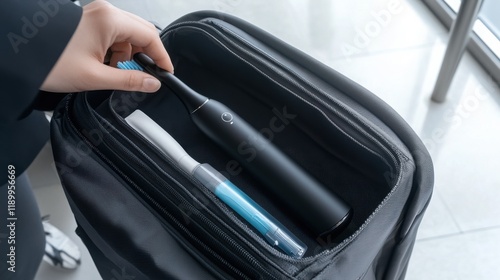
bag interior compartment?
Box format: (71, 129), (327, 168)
(108, 25), (401, 259)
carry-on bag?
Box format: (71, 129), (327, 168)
(50, 10), (434, 280)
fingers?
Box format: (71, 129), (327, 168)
(109, 42), (132, 67)
(87, 1), (173, 72)
(90, 63), (162, 93)
(113, 10), (174, 73)
(41, 0), (173, 93)
(85, 2), (172, 92)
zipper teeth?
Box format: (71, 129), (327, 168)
(209, 21), (400, 170)
(163, 22), (396, 175)
(107, 133), (272, 279)
(97, 130), (269, 280)
(164, 20), (401, 168)
(65, 99), (252, 280)
(102, 113), (277, 280)
(194, 17), (410, 229)
(162, 25), (307, 265)
(197, 23), (410, 247)
(117, 117), (267, 240)
(96, 146), (250, 280)
(206, 25), (413, 263)
(112, 106), (290, 269)
(215, 31), (407, 260)
(161, 21), (405, 261)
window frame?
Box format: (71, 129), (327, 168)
(423, 0), (500, 84)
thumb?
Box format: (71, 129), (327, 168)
(92, 64), (161, 93)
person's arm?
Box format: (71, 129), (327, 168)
(0, 0), (82, 122)
(0, 0), (174, 123)
(41, 0), (174, 94)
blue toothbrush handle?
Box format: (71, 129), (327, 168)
(193, 164), (307, 258)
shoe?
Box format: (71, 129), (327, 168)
(42, 218), (82, 269)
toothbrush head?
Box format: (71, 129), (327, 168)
(117, 60), (144, 71)
(117, 52), (209, 114)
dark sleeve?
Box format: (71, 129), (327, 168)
(0, 0), (82, 121)
(0, 0), (82, 181)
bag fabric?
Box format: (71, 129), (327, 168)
(50, 11), (433, 280)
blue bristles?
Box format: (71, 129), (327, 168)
(117, 60), (144, 71)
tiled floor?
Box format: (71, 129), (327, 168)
(30, 0), (500, 279)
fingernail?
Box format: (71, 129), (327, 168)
(143, 78), (161, 92)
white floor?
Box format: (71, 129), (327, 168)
(30, 0), (500, 279)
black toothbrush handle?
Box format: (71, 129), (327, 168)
(134, 53), (207, 113)
(190, 99), (352, 238)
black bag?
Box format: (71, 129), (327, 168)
(50, 11), (433, 280)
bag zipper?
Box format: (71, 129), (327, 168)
(63, 19), (410, 278)
(66, 96), (275, 279)
(187, 19), (412, 245)
(108, 111), (294, 278)
(158, 20), (408, 262)
(161, 21), (401, 179)
(206, 19), (405, 166)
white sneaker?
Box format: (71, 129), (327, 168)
(42, 220), (82, 269)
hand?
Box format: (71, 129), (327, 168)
(41, 0), (173, 93)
